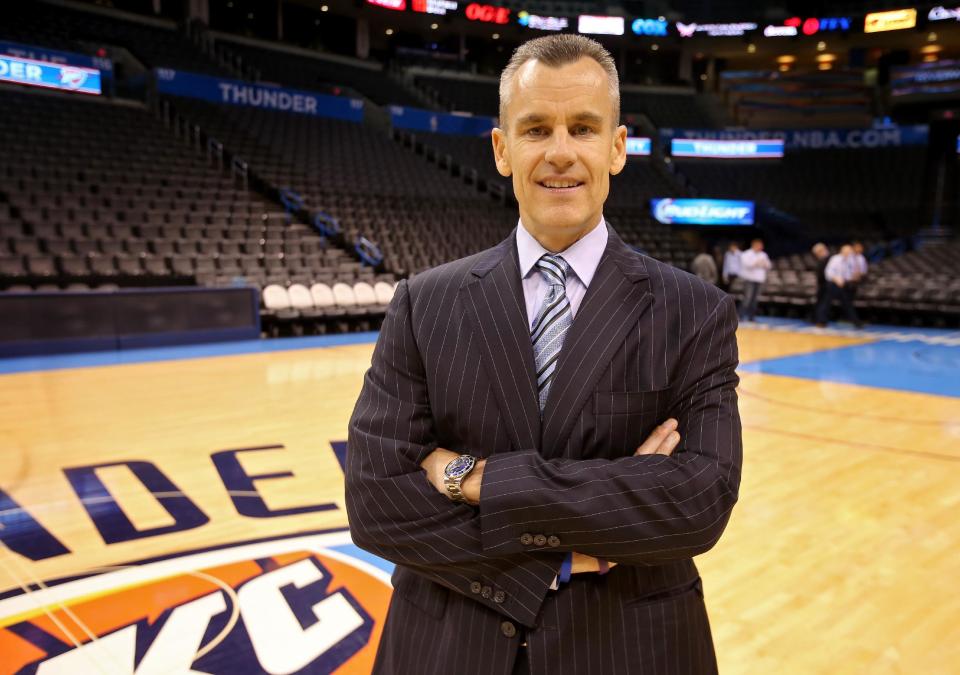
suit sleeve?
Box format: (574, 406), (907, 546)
(477, 295), (742, 565)
(345, 279), (562, 627)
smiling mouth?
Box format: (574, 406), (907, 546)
(537, 181), (584, 192)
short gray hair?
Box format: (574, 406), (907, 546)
(498, 34), (620, 129)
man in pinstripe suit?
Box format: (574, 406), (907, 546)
(347, 34), (742, 674)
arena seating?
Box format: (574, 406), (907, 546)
(218, 39), (424, 108)
(719, 70), (874, 129)
(726, 239), (960, 327)
(0, 90), (387, 333)
(161, 96), (519, 278)
(621, 89), (719, 129)
(2, 1), (230, 77)
(674, 146), (927, 240)
(413, 74), (500, 117)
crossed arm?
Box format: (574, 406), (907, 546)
(345, 280), (742, 626)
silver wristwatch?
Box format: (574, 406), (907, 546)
(443, 454), (478, 502)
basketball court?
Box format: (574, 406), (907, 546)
(1, 320), (959, 673)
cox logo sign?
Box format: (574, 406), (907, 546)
(631, 18), (668, 36)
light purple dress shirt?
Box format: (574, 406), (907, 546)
(516, 216), (609, 329)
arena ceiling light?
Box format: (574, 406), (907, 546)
(776, 55), (796, 64)
(578, 15), (625, 35)
(864, 8), (917, 33)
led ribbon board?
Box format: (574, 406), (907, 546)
(651, 198), (755, 226)
(864, 8), (917, 32)
(411, 0), (458, 14)
(928, 6), (960, 21)
(517, 12), (568, 30)
(367, 0), (406, 9)
(0, 53), (101, 95)
(671, 138), (784, 158)
(578, 15), (625, 35)
(625, 137), (651, 155)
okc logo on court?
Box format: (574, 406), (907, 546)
(0, 534), (392, 674)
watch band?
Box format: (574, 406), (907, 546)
(443, 454), (477, 502)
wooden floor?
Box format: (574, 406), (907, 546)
(1, 325), (958, 673)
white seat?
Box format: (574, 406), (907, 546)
(310, 282), (337, 309)
(332, 282), (357, 308)
(353, 281), (378, 306)
(287, 283), (315, 310)
(374, 281), (396, 305)
(262, 284), (291, 310)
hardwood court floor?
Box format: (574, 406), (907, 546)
(1, 324), (958, 674)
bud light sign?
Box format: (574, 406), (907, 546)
(652, 198), (755, 226)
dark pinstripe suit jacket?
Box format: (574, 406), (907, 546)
(346, 224), (742, 674)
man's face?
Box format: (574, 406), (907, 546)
(841, 245), (853, 257)
(491, 57), (626, 250)
(752, 241), (764, 252)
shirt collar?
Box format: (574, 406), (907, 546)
(516, 216), (608, 288)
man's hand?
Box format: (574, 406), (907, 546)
(572, 419), (682, 575)
(635, 418), (681, 456)
(420, 448), (485, 505)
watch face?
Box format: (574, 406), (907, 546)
(444, 455), (474, 479)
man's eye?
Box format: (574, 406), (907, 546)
(574, 126), (593, 135)
(526, 127), (546, 136)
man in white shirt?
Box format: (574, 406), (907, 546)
(721, 242), (741, 291)
(738, 238), (771, 322)
(814, 244), (862, 327)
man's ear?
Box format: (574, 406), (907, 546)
(609, 124), (627, 176)
(491, 127), (512, 177)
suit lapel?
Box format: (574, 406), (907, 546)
(540, 227), (653, 458)
(460, 231), (542, 452)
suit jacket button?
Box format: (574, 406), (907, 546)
(501, 621), (517, 638)
(520, 533), (534, 545)
(533, 534), (547, 547)
(470, 581), (482, 594)
(493, 590), (506, 604)
(547, 535), (561, 547)
(481, 585), (493, 599)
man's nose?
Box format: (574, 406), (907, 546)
(544, 127), (576, 169)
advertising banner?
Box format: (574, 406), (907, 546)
(154, 69), (364, 121)
(0, 53), (101, 95)
(652, 198), (755, 226)
(389, 105), (495, 135)
(671, 138), (784, 158)
(626, 137), (652, 156)
(659, 126), (929, 149)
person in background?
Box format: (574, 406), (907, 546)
(722, 242), (742, 292)
(850, 241), (868, 310)
(691, 246), (719, 285)
(811, 242), (830, 324)
(738, 238), (771, 322)
(815, 244), (863, 328)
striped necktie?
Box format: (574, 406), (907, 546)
(531, 254), (573, 413)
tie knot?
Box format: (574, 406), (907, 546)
(536, 254), (569, 288)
